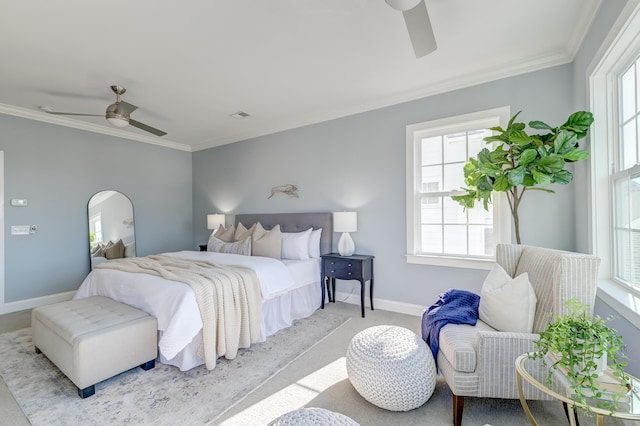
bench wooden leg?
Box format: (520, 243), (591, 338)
(453, 394), (464, 426)
(78, 385), (95, 399)
(140, 359), (155, 371)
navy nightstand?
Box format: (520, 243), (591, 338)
(320, 253), (374, 318)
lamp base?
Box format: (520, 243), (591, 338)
(338, 232), (355, 256)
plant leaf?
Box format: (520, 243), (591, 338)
(507, 111), (522, 128)
(477, 177), (494, 192)
(537, 154), (565, 173)
(508, 166), (526, 186)
(522, 174), (536, 186)
(508, 129), (532, 145)
(563, 149), (590, 162)
(519, 148), (538, 167)
(529, 120), (553, 130)
(532, 169), (552, 186)
(493, 175), (510, 191)
(554, 130), (578, 155)
(562, 111), (594, 138)
(553, 169), (573, 184)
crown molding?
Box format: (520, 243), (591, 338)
(0, 103), (192, 152)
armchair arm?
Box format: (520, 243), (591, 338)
(475, 331), (550, 400)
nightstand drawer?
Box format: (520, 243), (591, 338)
(325, 263), (362, 280)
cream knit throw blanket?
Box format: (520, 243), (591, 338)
(96, 255), (262, 370)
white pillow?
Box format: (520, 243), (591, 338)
(281, 228), (313, 260)
(309, 228), (322, 258)
(478, 263), (537, 333)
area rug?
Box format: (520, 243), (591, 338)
(0, 310), (351, 425)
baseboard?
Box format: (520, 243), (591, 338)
(333, 290), (425, 317)
(0, 291), (75, 314)
(1, 288), (426, 318)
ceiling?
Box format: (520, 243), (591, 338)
(0, 0), (601, 152)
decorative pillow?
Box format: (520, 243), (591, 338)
(234, 222), (256, 241)
(281, 228), (313, 260)
(104, 239), (125, 260)
(207, 236), (251, 256)
(479, 263), (537, 333)
(91, 243), (105, 258)
(213, 224), (235, 243)
(309, 228), (322, 258)
(252, 223), (282, 259)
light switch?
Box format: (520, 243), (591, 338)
(11, 225), (30, 235)
(10, 199), (28, 207)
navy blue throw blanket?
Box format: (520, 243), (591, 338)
(421, 289), (480, 364)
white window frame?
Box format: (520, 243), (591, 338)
(405, 107), (512, 270)
(588, 0), (640, 328)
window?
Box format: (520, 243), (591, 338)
(614, 62), (640, 290)
(589, 0), (640, 327)
(405, 107), (511, 269)
(89, 213), (103, 247)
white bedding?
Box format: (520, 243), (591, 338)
(74, 250), (321, 370)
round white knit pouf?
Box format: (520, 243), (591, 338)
(346, 325), (436, 411)
(267, 407), (360, 426)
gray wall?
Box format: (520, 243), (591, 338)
(1, 114), (193, 303)
(193, 64), (577, 309)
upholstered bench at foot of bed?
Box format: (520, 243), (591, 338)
(32, 295), (158, 398)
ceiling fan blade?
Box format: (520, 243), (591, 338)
(115, 100), (138, 115)
(129, 119), (167, 137)
(402, 0), (437, 58)
(44, 111), (104, 117)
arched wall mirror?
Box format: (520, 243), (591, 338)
(88, 190), (136, 269)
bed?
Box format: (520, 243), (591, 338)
(74, 212), (332, 371)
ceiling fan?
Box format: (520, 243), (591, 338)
(385, 0), (437, 58)
(41, 85), (167, 137)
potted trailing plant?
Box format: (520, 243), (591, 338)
(529, 299), (629, 414)
(451, 111), (594, 243)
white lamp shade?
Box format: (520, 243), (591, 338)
(333, 212), (357, 233)
(207, 214), (226, 230)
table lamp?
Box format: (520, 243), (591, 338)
(207, 214), (226, 231)
(333, 211), (357, 256)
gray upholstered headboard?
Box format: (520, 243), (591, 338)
(235, 212), (333, 255)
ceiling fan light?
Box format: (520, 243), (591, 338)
(107, 116), (129, 128)
(385, 0), (421, 12)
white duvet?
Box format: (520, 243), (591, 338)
(74, 250), (297, 363)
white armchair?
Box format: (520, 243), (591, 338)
(437, 244), (600, 426)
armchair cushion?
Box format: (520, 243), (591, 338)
(439, 320), (496, 373)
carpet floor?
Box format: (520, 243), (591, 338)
(0, 308), (350, 425)
(0, 302), (630, 425)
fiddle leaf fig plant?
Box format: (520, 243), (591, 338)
(529, 299), (629, 414)
(451, 111), (594, 243)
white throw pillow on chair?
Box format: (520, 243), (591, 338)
(478, 263), (537, 333)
